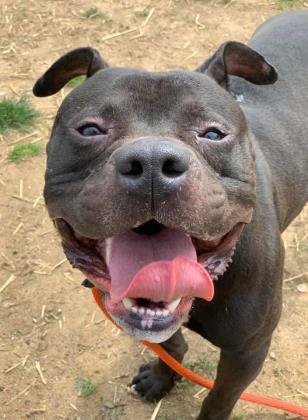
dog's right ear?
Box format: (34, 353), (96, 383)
(33, 47), (108, 97)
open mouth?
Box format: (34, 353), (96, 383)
(55, 218), (243, 342)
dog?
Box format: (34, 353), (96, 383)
(33, 10), (308, 419)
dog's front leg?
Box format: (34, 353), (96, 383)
(130, 328), (188, 401)
(197, 339), (271, 420)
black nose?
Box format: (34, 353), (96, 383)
(114, 139), (189, 196)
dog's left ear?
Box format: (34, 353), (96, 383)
(196, 41), (277, 89)
(33, 47), (108, 97)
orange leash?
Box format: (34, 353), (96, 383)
(92, 287), (308, 418)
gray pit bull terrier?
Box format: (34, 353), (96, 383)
(33, 11), (308, 419)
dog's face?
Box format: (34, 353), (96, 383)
(34, 44), (277, 342)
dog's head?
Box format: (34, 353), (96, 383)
(33, 43), (277, 342)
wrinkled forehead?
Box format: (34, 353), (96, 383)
(58, 68), (242, 125)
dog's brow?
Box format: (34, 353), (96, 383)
(98, 104), (121, 120)
(180, 101), (206, 117)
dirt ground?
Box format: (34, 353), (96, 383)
(0, 0), (307, 419)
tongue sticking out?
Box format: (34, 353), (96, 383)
(105, 227), (214, 304)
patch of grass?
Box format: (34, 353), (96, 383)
(77, 376), (97, 397)
(176, 357), (217, 393)
(38, 11), (51, 17)
(186, 357), (217, 378)
(231, 415), (246, 420)
(134, 10), (148, 18)
(100, 398), (125, 418)
(66, 75), (86, 88)
(176, 378), (194, 391)
(0, 98), (39, 133)
(8, 143), (43, 162)
(82, 7), (101, 18)
(273, 367), (287, 377)
(275, 0), (301, 7)
(0, 40), (9, 48)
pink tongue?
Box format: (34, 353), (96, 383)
(107, 228), (214, 303)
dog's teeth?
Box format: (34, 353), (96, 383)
(167, 298), (181, 313)
(162, 309), (170, 317)
(129, 304), (171, 317)
(105, 237), (113, 266)
(122, 298), (133, 310)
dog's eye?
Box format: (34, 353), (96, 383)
(199, 128), (225, 141)
(78, 124), (105, 137)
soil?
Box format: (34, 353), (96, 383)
(0, 1), (307, 419)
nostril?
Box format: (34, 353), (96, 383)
(162, 158), (188, 178)
(119, 159), (143, 177)
(129, 160), (143, 176)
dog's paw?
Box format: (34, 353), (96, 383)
(129, 361), (179, 402)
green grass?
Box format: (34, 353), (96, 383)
(176, 377), (194, 391)
(77, 376), (97, 397)
(134, 10), (149, 18)
(66, 75), (86, 88)
(185, 357), (217, 378)
(177, 357), (217, 392)
(8, 143), (43, 162)
(100, 398), (125, 418)
(0, 98), (39, 133)
(231, 415), (246, 420)
(82, 7), (101, 18)
(273, 366), (290, 379)
(275, 0), (301, 7)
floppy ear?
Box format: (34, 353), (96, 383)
(196, 41), (277, 89)
(33, 47), (108, 97)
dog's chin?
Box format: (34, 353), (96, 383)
(54, 218), (244, 341)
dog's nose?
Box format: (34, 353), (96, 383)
(114, 140), (189, 195)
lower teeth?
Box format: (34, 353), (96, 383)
(133, 306), (170, 317)
(122, 297), (181, 316)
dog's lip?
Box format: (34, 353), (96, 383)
(193, 222), (244, 259)
(54, 217), (243, 255)
(54, 217), (243, 287)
